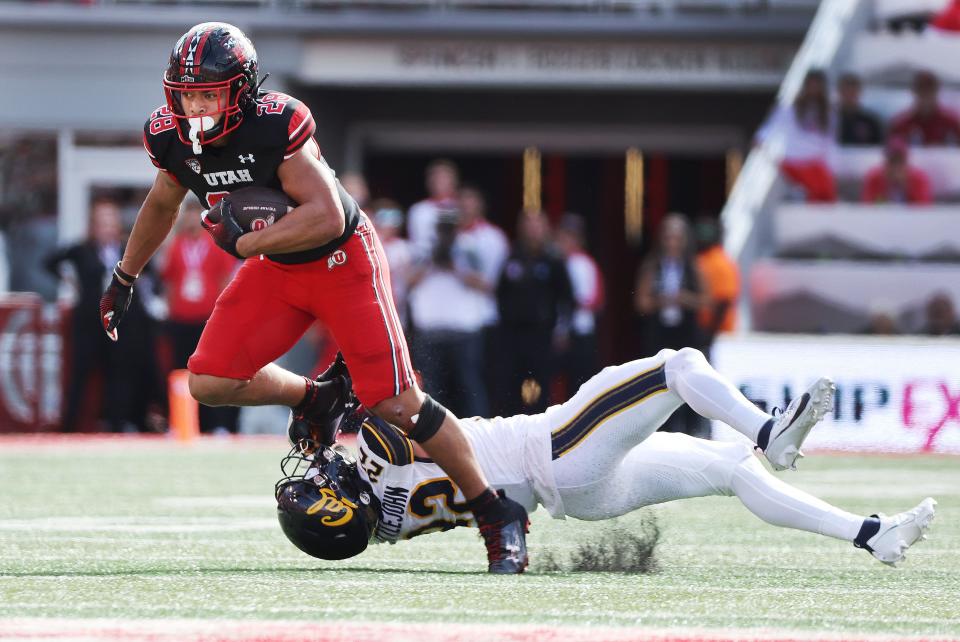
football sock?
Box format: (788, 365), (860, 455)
(730, 454), (863, 541)
(292, 377), (342, 416)
(666, 350), (771, 443)
(853, 517), (882, 550)
(756, 419), (774, 450)
(468, 488), (508, 526)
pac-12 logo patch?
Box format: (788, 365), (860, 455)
(327, 250), (347, 271)
(185, 158), (201, 174)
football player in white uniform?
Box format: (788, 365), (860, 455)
(276, 347), (936, 569)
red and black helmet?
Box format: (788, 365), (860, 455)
(163, 22), (259, 150)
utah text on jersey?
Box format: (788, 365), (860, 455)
(142, 92), (313, 209)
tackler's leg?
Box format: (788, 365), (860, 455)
(665, 347), (835, 471)
(560, 433), (935, 567)
(547, 351), (685, 491)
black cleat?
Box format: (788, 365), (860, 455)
(287, 353), (357, 447)
(478, 491), (529, 574)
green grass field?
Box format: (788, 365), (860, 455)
(0, 436), (957, 641)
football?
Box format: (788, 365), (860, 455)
(218, 186), (297, 232)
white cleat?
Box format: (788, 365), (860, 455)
(764, 377), (835, 471)
(861, 498), (937, 567)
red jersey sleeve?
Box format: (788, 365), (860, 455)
(284, 100), (316, 159)
(143, 105), (182, 185)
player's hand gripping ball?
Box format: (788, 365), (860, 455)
(201, 187), (297, 258)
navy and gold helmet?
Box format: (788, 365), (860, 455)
(275, 442), (380, 561)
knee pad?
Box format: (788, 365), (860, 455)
(408, 394), (447, 443)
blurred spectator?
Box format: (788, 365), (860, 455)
(756, 69), (837, 202)
(161, 197), (240, 434)
(496, 210), (573, 415)
(837, 73), (884, 146)
(371, 199), (413, 331)
(694, 217), (739, 346)
(45, 199), (162, 432)
(889, 71), (960, 146)
(408, 206), (490, 418)
(339, 172), (370, 211)
(408, 159), (459, 260)
(929, 0), (960, 34)
(861, 137), (933, 204)
(635, 213), (706, 437)
(554, 212), (604, 392)
(456, 185), (509, 332)
(635, 213), (706, 353)
(453, 186), (508, 416)
(863, 301), (900, 335)
(923, 292), (960, 336)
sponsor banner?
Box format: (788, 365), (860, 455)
(712, 334), (960, 454)
(300, 39), (793, 88)
(0, 295), (61, 432)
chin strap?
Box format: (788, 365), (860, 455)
(253, 72), (270, 93)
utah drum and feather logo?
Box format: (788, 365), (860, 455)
(327, 250), (347, 271)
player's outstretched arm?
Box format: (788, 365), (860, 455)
(120, 170), (187, 278)
(237, 139), (346, 257)
(99, 170), (186, 340)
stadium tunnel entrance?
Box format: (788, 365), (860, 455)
(361, 149), (729, 368)
(294, 86), (773, 367)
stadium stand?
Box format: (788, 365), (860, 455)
(725, 0), (960, 334)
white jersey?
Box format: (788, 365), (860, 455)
(355, 413), (551, 544)
(345, 351), (871, 560)
(357, 354), (677, 542)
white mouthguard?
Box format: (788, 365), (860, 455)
(187, 116), (216, 154)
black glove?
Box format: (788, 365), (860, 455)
(201, 199), (246, 259)
(99, 263), (135, 342)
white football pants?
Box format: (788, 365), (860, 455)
(547, 348), (864, 542)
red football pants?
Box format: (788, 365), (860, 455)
(188, 216), (415, 407)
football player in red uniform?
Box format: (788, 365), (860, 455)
(98, 22), (528, 573)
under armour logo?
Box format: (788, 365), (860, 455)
(238, 154), (255, 164)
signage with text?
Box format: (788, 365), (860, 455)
(301, 39), (793, 88)
(712, 335), (960, 454)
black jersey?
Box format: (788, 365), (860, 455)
(142, 91), (359, 264)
